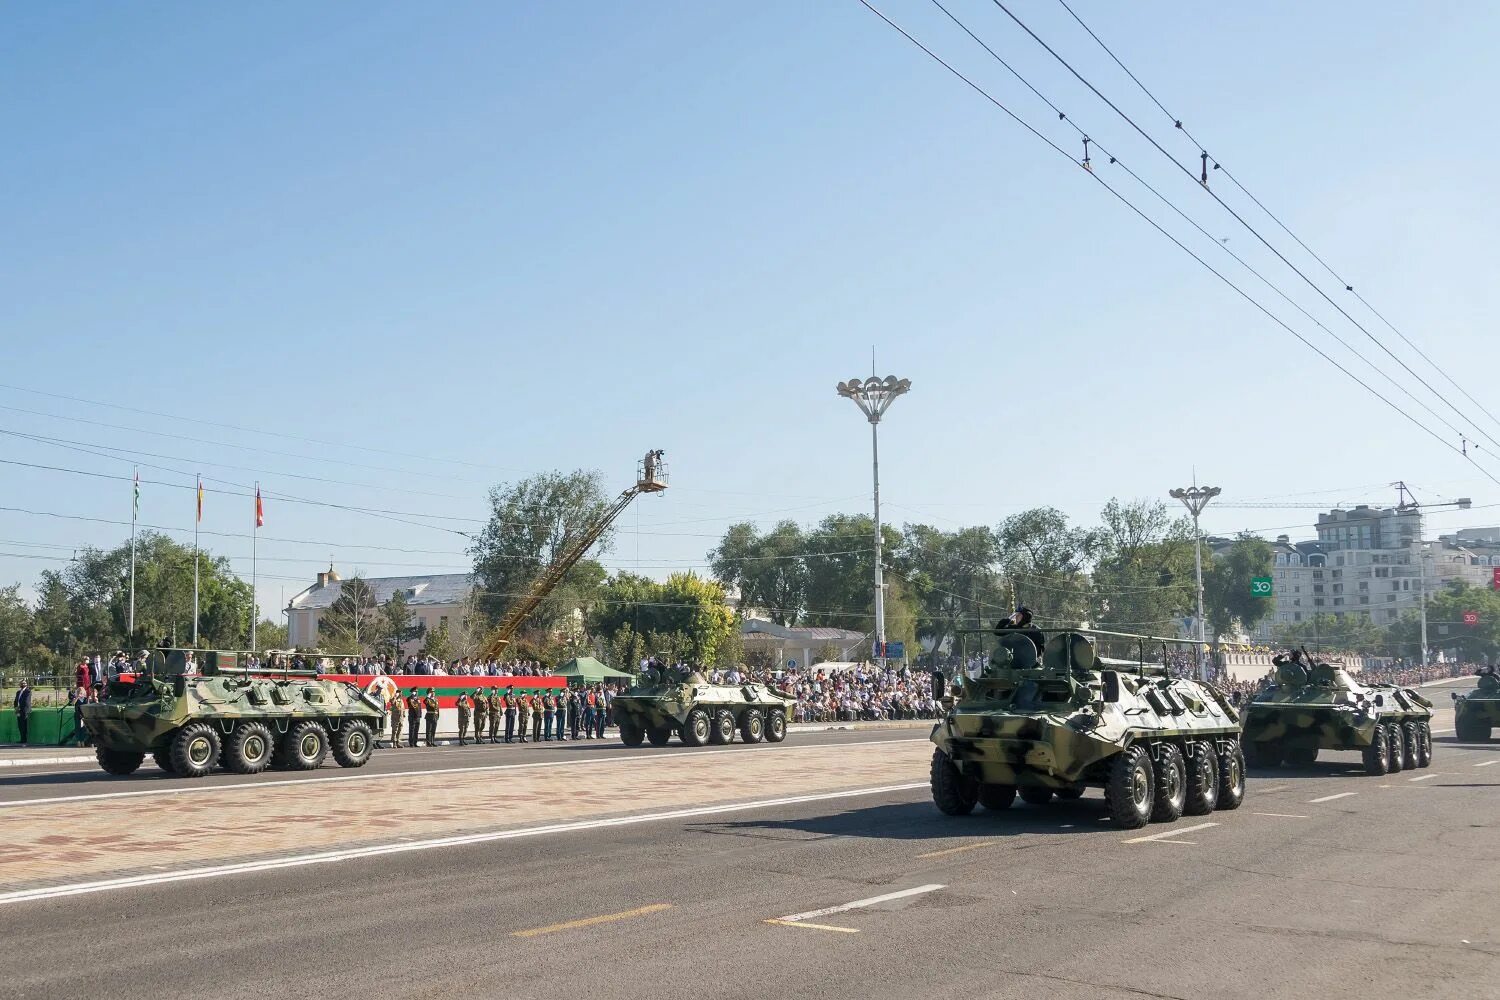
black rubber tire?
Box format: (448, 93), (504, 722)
(98, 747), (145, 776)
(978, 784), (1016, 811)
(1215, 739), (1246, 811)
(1362, 724), (1390, 776)
(1106, 745), (1155, 830)
(1151, 744), (1187, 823)
(709, 710), (735, 745)
(680, 709), (711, 747)
(619, 721), (644, 747)
(281, 721), (328, 771)
(1184, 742), (1220, 816)
(152, 748), (175, 774)
(1018, 786), (1054, 806)
(1283, 746), (1318, 767)
(224, 722), (274, 775)
(1243, 740), (1281, 768)
(740, 709), (765, 744)
(333, 720), (374, 768)
(1385, 724), (1404, 773)
(930, 748), (978, 816)
(1055, 785), (1086, 801)
(1416, 721), (1433, 767)
(1455, 715), (1480, 742)
(765, 709), (787, 743)
(170, 722), (221, 779)
(1400, 721), (1420, 771)
(646, 725), (672, 747)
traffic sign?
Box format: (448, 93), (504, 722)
(1463, 611), (1479, 627)
(876, 641), (905, 659)
(1250, 577), (1274, 597)
(787, 659), (797, 669)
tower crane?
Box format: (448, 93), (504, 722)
(475, 450), (667, 661)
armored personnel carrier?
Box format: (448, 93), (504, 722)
(611, 666), (796, 747)
(1452, 666), (1500, 742)
(929, 629), (1245, 830)
(81, 649), (387, 778)
(1241, 650), (1433, 775)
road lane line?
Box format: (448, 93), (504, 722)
(512, 903), (671, 938)
(1252, 812), (1309, 818)
(775, 884), (946, 924)
(1475, 761), (1497, 768)
(917, 840), (997, 859)
(1430, 728), (1454, 734)
(1121, 822), (1218, 844)
(1254, 786), (1292, 794)
(0, 781), (929, 906)
(1409, 774), (1438, 782)
(763, 919), (861, 934)
(1309, 792), (1357, 803)
(0, 737), (930, 810)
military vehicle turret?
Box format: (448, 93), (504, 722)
(610, 665), (796, 747)
(929, 628), (1245, 830)
(1241, 650), (1434, 774)
(81, 649), (387, 778)
(1452, 666), (1500, 742)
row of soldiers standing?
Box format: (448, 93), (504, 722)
(387, 686), (611, 747)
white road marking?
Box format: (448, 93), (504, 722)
(1475, 761), (1497, 768)
(1430, 728), (1455, 734)
(1409, 774), (1438, 782)
(1121, 822), (1218, 844)
(0, 781), (930, 906)
(1309, 792), (1357, 803)
(1252, 812), (1308, 818)
(1254, 785), (1292, 795)
(0, 737), (930, 810)
(773, 884), (946, 924)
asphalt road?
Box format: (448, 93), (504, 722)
(0, 680), (1494, 1000)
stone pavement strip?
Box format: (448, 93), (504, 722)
(0, 738), (930, 892)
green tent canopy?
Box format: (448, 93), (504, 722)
(554, 656), (635, 683)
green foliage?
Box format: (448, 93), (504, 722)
(0, 584), (34, 668)
(424, 618), (453, 662)
(1203, 534), (1276, 643)
(707, 520), (809, 625)
(1090, 500), (1195, 634)
(897, 524), (1005, 662)
(587, 572), (737, 665)
(1388, 584), (1500, 661)
(255, 618), (289, 650)
(319, 576), (378, 653)
(995, 507), (1098, 623)
(468, 469), (613, 633)
(378, 590), (425, 655)
(1273, 612), (1389, 656)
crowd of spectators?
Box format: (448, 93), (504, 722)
(714, 663), (941, 722)
(258, 652), (553, 677)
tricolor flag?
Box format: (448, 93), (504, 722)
(132, 470), (140, 518)
(255, 486), (264, 528)
(196, 476), (204, 523)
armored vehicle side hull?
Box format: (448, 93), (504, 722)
(611, 677), (795, 748)
(1453, 678), (1500, 741)
(1243, 678), (1433, 775)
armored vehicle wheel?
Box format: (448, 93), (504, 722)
(930, 748), (978, 816)
(1054, 785), (1085, 801)
(1018, 786), (1053, 806)
(97, 747), (145, 776)
(1384, 724), (1403, 773)
(1184, 742), (1219, 816)
(1283, 746), (1318, 767)
(681, 709), (711, 747)
(152, 749), (175, 774)
(1455, 715), (1481, 742)
(333, 720), (374, 768)
(224, 722), (275, 775)
(618, 721), (645, 747)
(709, 710), (736, 745)
(1362, 725), (1390, 776)
(765, 709), (787, 743)
(170, 723), (221, 778)
(978, 784), (1016, 811)
(1106, 745), (1155, 829)
(646, 725), (673, 747)
(1399, 721), (1420, 771)
(1215, 739), (1245, 811)
(1243, 740), (1281, 768)
(282, 721), (328, 770)
(740, 709), (765, 744)
(1151, 744), (1187, 823)
(1415, 722), (1433, 767)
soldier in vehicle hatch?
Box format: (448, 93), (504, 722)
(994, 607), (1046, 659)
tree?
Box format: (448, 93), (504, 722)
(1203, 534), (1275, 646)
(425, 618), (453, 662)
(1090, 499), (1195, 636)
(320, 576), (378, 653)
(995, 508), (1098, 624)
(0, 585), (33, 668)
(898, 524), (1004, 661)
(586, 572), (737, 665)
(255, 618), (289, 650)
(1386, 584), (1500, 663)
(1274, 613), (1388, 657)
(377, 591), (425, 657)
(707, 520), (809, 625)
(469, 469), (613, 635)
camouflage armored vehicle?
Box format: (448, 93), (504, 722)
(611, 666), (796, 747)
(929, 629), (1245, 830)
(81, 649), (387, 778)
(1241, 651), (1433, 775)
(1452, 666), (1500, 742)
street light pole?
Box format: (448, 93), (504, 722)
(1170, 483), (1222, 680)
(837, 374), (912, 666)
(1419, 542), (1429, 667)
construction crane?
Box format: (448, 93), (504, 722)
(1215, 481), (1472, 511)
(475, 450), (668, 660)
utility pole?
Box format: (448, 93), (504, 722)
(1394, 481), (1469, 667)
(837, 371), (911, 667)
(1169, 482), (1221, 680)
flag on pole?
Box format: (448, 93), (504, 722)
(196, 476), (204, 523)
(255, 486), (264, 527)
(133, 470), (140, 517)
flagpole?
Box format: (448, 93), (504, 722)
(192, 474), (201, 646)
(128, 467), (138, 642)
(251, 481), (259, 654)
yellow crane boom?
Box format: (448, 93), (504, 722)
(476, 450), (667, 660)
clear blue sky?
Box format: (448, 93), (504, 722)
(3, 1), (1498, 621)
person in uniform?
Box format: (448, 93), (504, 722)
(543, 693), (556, 741)
(423, 687), (440, 747)
(456, 691), (472, 746)
(405, 691), (422, 748)
(472, 688), (488, 745)
(487, 687), (502, 743)
(517, 691), (532, 743)
(554, 689), (567, 741)
(569, 688), (583, 740)
(994, 607), (1046, 659)
(389, 690), (404, 748)
(595, 686), (609, 739)
(503, 686), (517, 743)
(530, 692), (544, 742)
